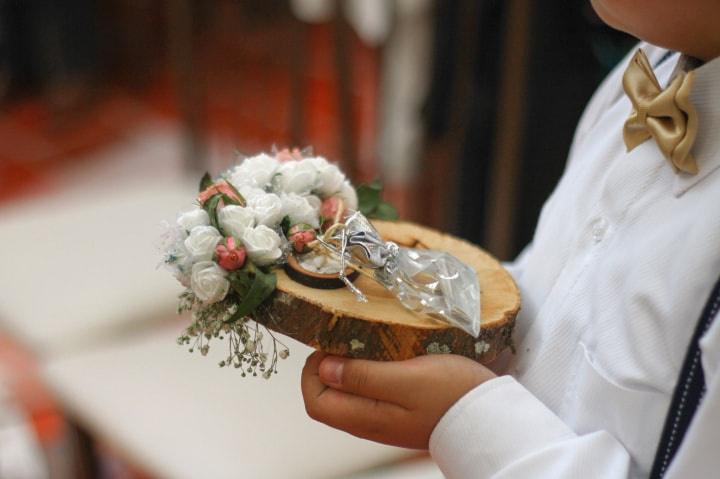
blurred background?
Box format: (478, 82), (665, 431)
(0, 1), (634, 478)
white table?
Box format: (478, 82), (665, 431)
(42, 325), (412, 479)
(0, 178), (196, 356)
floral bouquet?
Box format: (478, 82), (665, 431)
(160, 148), (398, 378)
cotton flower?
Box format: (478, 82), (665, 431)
(218, 205), (255, 238)
(158, 221), (186, 252)
(164, 240), (193, 287)
(274, 158), (318, 194)
(190, 261), (229, 303)
(228, 153), (279, 189)
(177, 208), (210, 233)
(249, 193), (284, 227)
(280, 193), (320, 229)
(242, 225), (283, 266)
(184, 226), (223, 261)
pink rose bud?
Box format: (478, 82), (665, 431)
(320, 196), (345, 221)
(198, 181), (243, 205)
(215, 237), (246, 271)
(288, 224), (316, 253)
(275, 147), (303, 162)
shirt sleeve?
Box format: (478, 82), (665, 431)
(430, 356), (720, 479)
(501, 242), (533, 285)
(429, 375), (633, 478)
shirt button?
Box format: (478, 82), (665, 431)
(591, 217), (608, 243)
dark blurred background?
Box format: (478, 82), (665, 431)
(0, 0), (635, 256)
(0, 1), (634, 477)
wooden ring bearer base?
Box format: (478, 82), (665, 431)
(253, 221), (520, 364)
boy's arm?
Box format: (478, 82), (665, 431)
(301, 351), (633, 475)
(430, 352), (720, 479)
(302, 347), (720, 478)
(428, 374), (632, 478)
(301, 351), (495, 449)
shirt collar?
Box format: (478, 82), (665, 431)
(673, 54), (720, 197)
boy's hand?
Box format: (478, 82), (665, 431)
(301, 351), (496, 449)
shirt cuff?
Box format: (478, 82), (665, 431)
(429, 375), (576, 478)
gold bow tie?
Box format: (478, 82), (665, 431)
(622, 49), (699, 175)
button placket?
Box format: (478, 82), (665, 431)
(591, 217), (609, 243)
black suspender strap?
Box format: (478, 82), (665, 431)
(653, 50), (675, 69)
(649, 276), (720, 478)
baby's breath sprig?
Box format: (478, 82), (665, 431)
(176, 291), (289, 379)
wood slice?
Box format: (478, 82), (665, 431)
(253, 220), (520, 363)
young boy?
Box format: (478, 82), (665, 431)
(301, 1), (720, 477)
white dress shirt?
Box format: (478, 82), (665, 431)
(429, 43), (720, 478)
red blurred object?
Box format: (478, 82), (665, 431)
(0, 14), (380, 205)
(0, 334), (64, 445)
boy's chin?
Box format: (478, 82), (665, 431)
(589, 0), (634, 36)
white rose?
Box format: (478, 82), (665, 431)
(337, 180), (358, 211)
(242, 225), (283, 266)
(176, 208), (210, 233)
(305, 194), (322, 211)
(280, 193), (320, 229)
(249, 193), (284, 227)
(191, 261), (229, 303)
(228, 153), (279, 189)
(314, 161), (346, 196)
(177, 208), (210, 233)
(236, 184), (266, 203)
(274, 159), (318, 194)
(218, 205), (255, 238)
(306, 156), (329, 170)
(184, 226), (222, 261)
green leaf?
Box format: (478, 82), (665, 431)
(221, 193), (241, 207)
(228, 270), (253, 296)
(226, 265), (277, 322)
(199, 172), (213, 192)
(356, 182), (382, 215)
(372, 201), (399, 220)
(355, 180), (400, 220)
(280, 215), (292, 235)
(223, 181), (246, 207)
(204, 194), (223, 230)
(367, 179), (383, 191)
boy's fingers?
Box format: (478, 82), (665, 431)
(301, 351), (328, 400)
(318, 356), (421, 406)
(303, 350), (327, 376)
(305, 386), (410, 445)
(302, 351), (408, 443)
